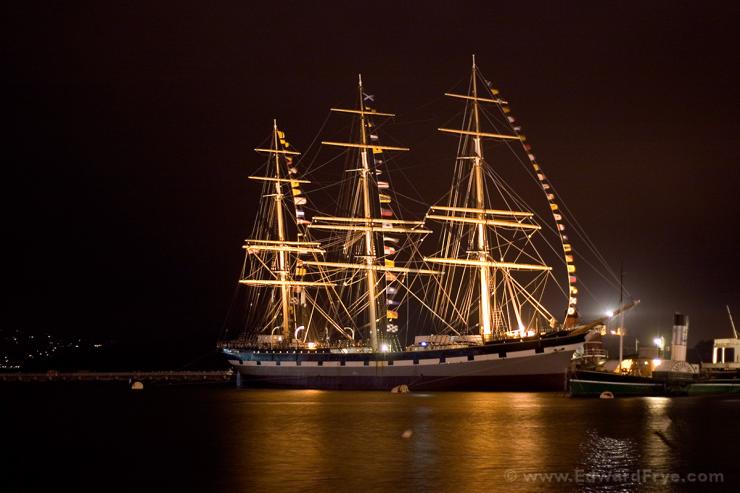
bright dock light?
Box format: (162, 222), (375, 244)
(653, 336), (665, 350)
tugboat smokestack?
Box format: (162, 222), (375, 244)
(671, 313), (689, 362)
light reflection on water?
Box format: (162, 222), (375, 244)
(218, 391), (736, 492)
(578, 430), (640, 492)
(574, 397), (675, 493)
(6, 387), (738, 492)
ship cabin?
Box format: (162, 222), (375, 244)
(702, 338), (740, 373)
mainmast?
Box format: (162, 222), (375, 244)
(357, 74), (380, 351)
(310, 76), (437, 351)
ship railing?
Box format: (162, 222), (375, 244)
(220, 339), (375, 352)
(582, 348), (608, 357)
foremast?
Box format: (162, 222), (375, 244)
(425, 56), (554, 340)
(470, 55), (493, 340)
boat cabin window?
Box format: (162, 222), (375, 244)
(724, 347), (735, 363)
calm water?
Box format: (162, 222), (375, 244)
(3, 385), (738, 492)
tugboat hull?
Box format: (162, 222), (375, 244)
(568, 373), (663, 397)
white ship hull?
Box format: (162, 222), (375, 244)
(225, 332), (585, 391)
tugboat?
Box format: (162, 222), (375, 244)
(570, 311), (740, 397)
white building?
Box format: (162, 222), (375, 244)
(703, 338), (740, 371)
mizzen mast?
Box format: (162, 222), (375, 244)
(241, 121), (333, 342)
(270, 120), (291, 340)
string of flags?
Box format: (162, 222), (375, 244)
(278, 129), (310, 228)
(487, 86), (579, 318)
(366, 107), (400, 333)
(278, 129), (309, 294)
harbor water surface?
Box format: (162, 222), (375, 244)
(4, 386), (738, 492)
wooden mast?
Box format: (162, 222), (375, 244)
(242, 126), (338, 344)
(357, 74), (380, 352)
(425, 57), (557, 337)
(271, 119), (292, 340)
(470, 55), (494, 341)
(316, 78), (423, 350)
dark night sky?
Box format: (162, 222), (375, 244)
(4, 1), (739, 361)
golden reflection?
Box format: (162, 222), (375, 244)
(643, 396), (673, 473)
(223, 391), (686, 492)
(412, 392), (548, 492)
(578, 429), (640, 491)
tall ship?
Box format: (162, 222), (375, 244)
(221, 58), (614, 390)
